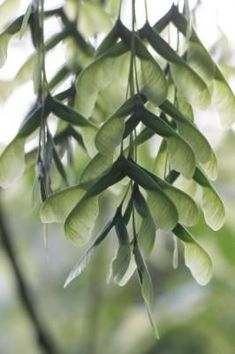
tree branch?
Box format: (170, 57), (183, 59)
(0, 200), (60, 354)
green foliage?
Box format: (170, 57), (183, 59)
(0, 0), (233, 337)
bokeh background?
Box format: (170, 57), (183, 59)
(1, 0), (235, 353)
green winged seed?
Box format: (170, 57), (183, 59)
(212, 78), (235, 128)
(96, 21), (119, 56)
(80, 153), (113, 188)
(133, 241), (159, 339)
(167, 136), (196, 179)
(50, 97), (93, 127)
(173, 224), (213, 286)
(142, 23), (210, 109)
(140, 58), (168, 106)
(187, 42), (215, 83)
(170, 63), (211, 109)
(0, 138), (25, 188)
(138, 213), (156, 256)
(112, 213), (131, 285)
(147, 189), (178, 231)
(202, 186), (225, 231)
(64, 196), (99, 246)
(95, 116), (125, 156)
(177, 120), (214, 165)
(64, 217), (115, 287)
(40, 186), (85, 223)
(163, 186), (199, 226)
(75, 44), (128, 118)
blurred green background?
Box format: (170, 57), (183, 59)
(1, 1), (235, 353)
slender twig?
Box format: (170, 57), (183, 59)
(0, 200), (60, 354)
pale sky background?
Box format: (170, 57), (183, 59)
(0, 0), (235, 145)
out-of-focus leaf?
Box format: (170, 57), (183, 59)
(0, 0), (19, 30)
(0, 80), (13, 102)
(64, 196), (99, 246)
(80, 153), (113, 188)
(0, 33), (11, 67)
(173, 224), (213, 286)
(40, 186), (85, 223)
(133, 241), (159, 339)
(0, 138), (25, 188)
(64, 216), (115, 287)
(79, 1), (112, 37)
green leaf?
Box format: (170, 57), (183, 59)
(40, 186), (85, 223)
(112, 212), (131, 285)
(0, 33), (10, 67)
(173, 224), (213, 286)
(64, 197), (99, 246)
(95, 116), (125, 156)
(64, 216), (115, 287)
(202, 186), (225, 231)
(75, 43), (128, 118)
(167, 136), (196, 179)
(80, 153), (113, 188)
(133, 241), (159, 339)
(140, 57), (168, 106)
(0, 138), (25, 188)
(170, 62), (211, 109)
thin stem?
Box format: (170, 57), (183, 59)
(144, 0), (148, 23)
